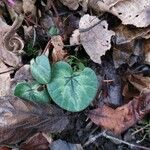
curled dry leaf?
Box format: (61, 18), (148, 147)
(20, 133), (52, 150)
(51, 35), (67, 63)
(0, 59), (12, 96)
(88, 0), (150, 27)
(0, 96), (69, 145)
(128, 74), (150, 94)
(0, 15), (24, 67)
(89, 93), (150, 134)
(59, 0), (79, 10)
(79, 14), (115, 64)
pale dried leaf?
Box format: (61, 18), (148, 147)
(0, 96), (69, 145)
(59, 0), (79, 10)
(89, 0), (150, 27)
(70, 29), (80, 45)
(22, 0), (36, 15)
(0, 59), (12, 96)
(89, 93), (150, 134)
(79, 14), (115, 64)
(50, 139), (83, 150)
(143, 39), (150, 64)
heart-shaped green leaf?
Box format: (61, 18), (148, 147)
(14, 81), (50, 103)
(30, 55), (51, 84)
(47, 61), (98, 112)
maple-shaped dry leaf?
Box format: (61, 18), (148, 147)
(0, 15), (24, 67)
(51, 35), (67, 63)
(128, 74), (150, 94)
(0, 59), (12, 96)
(0, 96), (69, 145)
(79, 14), (115, 64)
(89, 93), (150, 134)
(88, 0), (150, 27)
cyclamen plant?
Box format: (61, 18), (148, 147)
(14, 55), (99, 112)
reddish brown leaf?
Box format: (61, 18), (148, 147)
(89, 93), (150, 134)
(20, 133), (52, 150)
(51, 35), (67, 63)
(0, 147), (11, 150)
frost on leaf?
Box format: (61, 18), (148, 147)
(79, 14), (115, 64)
(89, 0), (150, 27)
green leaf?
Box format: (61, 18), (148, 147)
(47, 61), (98, 112)
(48, 26), (60, 36)
(30, 55), (51, 84)
(14, 81), (50, 103)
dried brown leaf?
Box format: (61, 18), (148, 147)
(88, 0), (150, 27)
(51, 35), (67, 63)
(0, 96), (69, 145)
(128, 74), (150, 94)
(79, 14), (115, 64)
(89, 93), (150, 134)
(20, 133), (52, 150)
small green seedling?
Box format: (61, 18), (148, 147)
(14, 55), (99, 112)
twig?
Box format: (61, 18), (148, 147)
(84, 131), (150, 150)
(103, 132), (150, 150)
(132, 123), (150, 136)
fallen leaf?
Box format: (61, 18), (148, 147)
(22, 0), (36, 15)
(128, 74), (150, 94)
(0, 147), (11, 150)
(143, 39), (150, 64)
(0, 96), (69, 145)
(79, 14), (115, 64)
(0, 15), (24, 67)
(0, 59), (12, 96)
(51, 35), (67, 63)
(20, 133), (52, 150)
(50, 139), (83, 150)
(70, 29), (80, 46)
(89, 93), (150, 134)
(113, 25), (150, 46)
(59, 0), (79, 10)
(88, 0), (150, 27)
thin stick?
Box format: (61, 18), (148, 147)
(84, 131), (150, 150)
(103, 132), (150, 150)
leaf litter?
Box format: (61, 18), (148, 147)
(0, 0), (150, 149)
